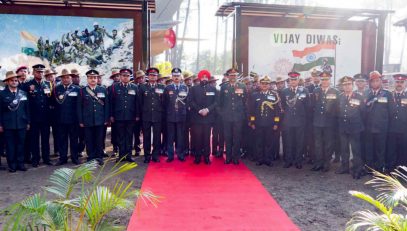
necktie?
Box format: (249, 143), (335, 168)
(176, 85), (178, 91)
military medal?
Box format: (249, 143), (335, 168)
(12, 99), (18, 105)
(59, 95), (64, 100)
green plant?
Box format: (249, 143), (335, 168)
(346, 166), (407, 231)
(2, 159), (161, 231)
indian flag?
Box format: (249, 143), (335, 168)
(20, 31), (38, 56)
(291, 43), (336, 72)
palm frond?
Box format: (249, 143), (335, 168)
(346, 210), (392, 231)
(94, 220), (124, 231)
(365, 168), (407, 208)
(44, 161), (98, 199)
(2, 193), (48, 230)
(349, 191), (390, 215)
(98, 161), (137, 185)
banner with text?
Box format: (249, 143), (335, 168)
(248, 27), (362, 83)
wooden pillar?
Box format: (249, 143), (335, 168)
(375, 14), (387, 73)
(142, 0), (150, 69)
(234, 5), (242, 72)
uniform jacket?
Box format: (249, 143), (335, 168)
(109, 82), (140, 121)
(188, 83), (217, 124)
(77, 85), (109, 127)
(365, 88), (392, 133)
(163, 83), (188, 123)
(311, 87), (339, 127)
(280, 86), (310, 129)
(249, 90), (282, 127)
(22, 79), (52, 123)
(138, 83), (165, 123)
(338, 92), (365, 134)
(53, 84), (80, 124)
(389, 90), (407, 133)
(218, 82), (247, 122)
(0, 87), (30, 130)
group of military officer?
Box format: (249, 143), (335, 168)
(0, 63), (405, 180)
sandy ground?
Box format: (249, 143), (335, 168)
(0, 146), (377, 231)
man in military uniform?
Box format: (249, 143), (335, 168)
(163, 68), (188, 162)
(387, 74), (407, 171)
(189, 70), (217, 164)
(354, 74), (368, 98)
(218, 68), (247, 165)
(310, 72), (339, 172)
(337, 76), (365, 179)
(44, 69), (60, 158)
(0, 71), (30, 172)
(249, 75), (282, 166)
(71, 69), (85, 157)
(210, 77), (224, 158)
(365, 71), (393, 172)
(108, 70), (121, 154)
(183, 72), (193, 156)
(77, 70), (109, 165)
(139, 67), (165, 163)
(304, 69), (320, 164)
(54, 69), (80, 166)
(22, 64), (53, 167)
(109, 68), (140, 162)
(133, 70), (145, 156)
(280, 71), (310, 169)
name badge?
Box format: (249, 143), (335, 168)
(299, 93), (306, 99)
(128, 90), (136, 95)
(206, 92), (215, 96)
(326, 94), (337, 100)
(179, 91), (187, 97)
(155, 88), (164, 94)
(0, 86), (4, 91)
(97, 92), (105, 98)
(350, 98), (360, 106)
(44, 88), (51, 94)
(68, 92), (78, 97)
(168, 91), (174, 95)
(21, 96), (27, 101)
(235, 89), (244, 94)
(378, 97), (388, 103)
(267, 95), (276, 101)
(401, 99), (407, 105)
(256, 98), (261, 101)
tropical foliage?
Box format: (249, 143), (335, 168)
(346, 166), (407, 231)
(2, 159), (160, 231)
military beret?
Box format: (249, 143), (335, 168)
(16, 66), (28, 73)
(288, 71), (300, 78)
(339, 76), (354, 85)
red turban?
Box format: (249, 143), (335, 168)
(198, 70), (211, 80)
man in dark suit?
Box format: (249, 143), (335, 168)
(163, 68), (188, 162)
(109, 68), (140, 162)
(304, 69), (320, 164)
(133, 70), (145, 156)
(139, 67), (165, 163)
(189, 70), (217, 164)
(365, 71), (393, 172)
(310, 71), (339, 172)
(54, 69), (80, 166)
(108, 70), (121, 155)
(248, 75), (282, 166)
(280, 71), (310, 169)
(0, 71), (30, 172)
(77, 70), (109, 165)
(218, 68), (247, 165)
(387, 74), (407, 171)
(337, 76), (365, 179)
(71, 69), (85, 157)
(22, 64), (53, 167)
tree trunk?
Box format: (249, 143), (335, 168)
(178, 0), (191, 70)
(196, 0), (201, 72)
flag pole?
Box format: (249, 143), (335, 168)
(334, 44), (337, 87)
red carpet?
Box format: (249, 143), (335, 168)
(127, 157), (300, 231)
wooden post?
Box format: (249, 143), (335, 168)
(375, 14), (386, 73)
